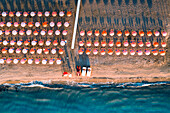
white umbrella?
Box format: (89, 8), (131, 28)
(30, 11), (36, 17)
(21, 22), (26, 27)
(19, 30), (25, 35)
(55, 30), (60, 35)
(59, 11), (65, 17)
(20, 58), (27, 64)
(0, 58), (5, 64)
(37, 48), (42, 54)
(16, 11), (21, 17)
(35, 58), (40, 64)
(22, 48), (28, 54)
(10, 40), (16, 45)
(44, 11), (50, 17)
(0, 30), (3, 35)
(31, 40), (37, 46)
(64, 22), (69, 27)
(56, 58), (62, 64)
(28, 58), (33, 64)
(2, 12), (7, 17)
(5, 30), (11, 35)
(49, 59), (55, 65)
(8, 48), (14, 53)
(48, 30), (53, 35)
(12, 30), (18, 35)
(13, 58), (19, 64)
(45, 40), (51, 46)
(40, 30), (46, 36)
(62, 30), (68, 36)
(6, 22), (12, 27)
(50, 22), (55, 27)
(60, 40), (66, 46)
(35, 22), (40, 27)
(14, 22), (19, 27)
(3, 40), (9, 46)
(42, 59), (47, 64)
(26, 30), (32, 35)
(51, 48), (56, 54)
(16, 48), (21, 54)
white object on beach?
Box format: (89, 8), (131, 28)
(48, 30), (53, 35)
(46, 40), (51, 46)
(0, 58), (5, 64)
(0, 30), (3, 35)
(31, 40), (37, 46)
(3, 40), (9, 46)
(37, 48), (42, 54)
(87, 67), (92, 77)
(81, 67), (87, 76)
(60, 40), (66, 46)
(40, 30), (46, 36)
(14, 22), (19, 27)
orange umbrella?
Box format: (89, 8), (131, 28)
(51, 48), (57, 54)
(86, 48), (91, 55)
(108, 40), (114, 47)
(33, 30), (39, 36)
(159, 49), (165, 56)
(23, 12), (29, 17)
(87, 30), (92, 36)
(21, 22), (27, 27)
(9, 11), (14, 17)
(37, 11), (43, 17)
(116, 41), (121, 47)
(145, 49), (150, 56)
(59, 48), (64, 54)
(102, 30), (107, 36)
(161, 42), (166, 48)
(50, 21), (55, 27)
(124, 30), (130, 36)
(43, 48), (49, 54)
(101, 40), (106, 47)
(14, 22), (19, 27)
(48, 30), (53, 35)
(80, 30), (85, 36)
(147, 31), (152, 36)
(86, 40), (91, 47)
(94, 40), (99, 47)
(53, 40), (58, 46)
(108, 49), (113, 55)
(93, 48), (98, 55)
(154, 31), (160, 36)
(152, 49), (158, 56)
(139, 31), (144, 37)
(123, 40), (129, 47)
(79, 41), (84, 46)
(2, 48), (7, 54)
(24, 39), (30, 46)
(138, 40), (144, 47)
(78, 48), (84, 55)
(132, 31), (137, 36)
(130, 49), (135, 56)
(122, 49), (128, 55)
(35, 22), (40, 27)
(55, 30), (60, 35)
(62, 30), (68, 36)
(67, 11), (72, 17)
(37, 48), (42, 54)
(30, 48), (36, 54)
(153, 42), (159, 47)
(43, 22), (48, 27)
(95, 30), (100, 36)
(109, 29), (114, 36)
(137, 49), (143, 56)
(161, 31), (167, 37)
(16, 48), (21, 54)
(28, 22), (34, 27)
(52, 11), (57, 17)
(130, 40), (136, 47)
(57, 22), (62, 27)
(117, 30), (122, 36)
(146, 41), (151, 47)
(115, 49), (121, 55)
(59, 11), (65, 17)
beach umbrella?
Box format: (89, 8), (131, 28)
(28, 58), (33, 64)
(6, 58), (12, 64)
(102, 30), (107, 36)
(45, 39), (51, 46)
(2, 48), (7, 54)
(0, 58), (5, 64)
(35, 58), (41, 64)
(115, 49), (121, 55)
(12, 30), (17, 35)
(24, 39), (30, 46)
(60, 40), (66, 46)
(152, 49), (158, 56)
(57, 22), (62, 27)
(0, 22), (5, 27)
(42, 59), (47, 65)
(139, 31), (144, 37)
(85, 48), (91, 55)
(49, 58), (55, 65)
(108, 49), (113, 55)
(161, 31), (167, 37)
(31, 39), (37, 46)
(26, 30), (32, 35)
(154, 31), (160, 36)
(67, 11), (72, 17)
(138, 40), (144, 47)
(16, 11), (21, 17)
(21, 22), (27, 27)
(80, 30), (85, 36)
(43, 48), (49, 54)
(38, 40), (44, 46)
(109, 29), (114, 36)
(122, 49), (128, 55)
(3, 40), (9, 46)
(30, 48), (36, 54)
(14, 22), (19, 27)
(35, 22), (40, 27)
(78, 48), (84, 55)
(0, 38), (2, 44)
(124, 30), (130, 36)
(93, 48), (98, 55)
(117, 31), (122, 36)
(51, 48), (57, 54)
(130, 40), (136, 47)
(5, 30), (11, 35)
(33, 30), (39, 36)
(79, 41), (84, 46)
(30, 11), (36, 17)
(123, 40), (129, 47)
(0, 30), (3, 35)
(116, 41), (121, 47)
(52, 11), (57, 17)
(56, 58), (62, 65)
(50, 21), (55, 27)
(137, 49), (143, 56)
(19, 30), (25, 36)
(44, 11), (50, 17)
(10, 40), (16, 45)
(145, 49), (150, 56)
(6, 22), (12, 27)
(159, 49), (166, 56)
(59, 11), (65, 17)
(147, 31), (152, 36)
(8, 47), (14, 53)
(161, 42), (166, 48)
(37, 11), (43, 17)
(9, 11), (14, 17)
(22, 48), (28, 54)
(132, 31), (137, 37)
(94, 40), (99, 47)
(28, 22), (34, 27)
(16, 48), (21, 54)
(153, 42), (159, 47)
(95, 30), (100, 36)
(64, 22), (69, 27)
(59, 48), (64, 54)
(86, 40), (91, 47)
(2, 11), (7, 17)
(53, 40), (58, 46)
(37, 48), (42, 54)
(13, 58), (19, 64)
(55, 30), (60, 35)
(87, 30), (92, 36)
(23, 11), (29, 17)
(101, 40), (106, 47)
(108, 40), (114, 47)
(42, 22), (48, 27)
(62, 30), (68, 36)
(20, 58), (27, 64)
(146, 41), (151, 47)
(40, 30), (46, 36)
(130, 49), (135, 56)
(17, 39), (23, 46)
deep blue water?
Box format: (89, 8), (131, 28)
(0, 83), (170, 113)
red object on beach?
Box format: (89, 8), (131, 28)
(63, 72), (69, 76)
(59, 48), (64, 54)
(102, 30), (107, 36)
(35, 58), (41, 64)
(161, 42), (166, 48)
(95, 30), (100, 36)
(93, 48), (98, 55)
(139, 31), (144, 37)
(37, 12), (43, 17)
(52, 11), (57, 17)
(154, 31), (160, 36)
(78, 48), (84, 55)
(79, 41), (84, 47)
(108, 40), (114, 47)
(161, 31), (167, 37)
(108, 49), (113, 55)
(6, 58), (12, 64)
(10, 40), (16, 45)
(20, 58), (27, 64)
(109, 29), (114, 36)
(124, 30), (130, 36)
(67, 11), (72, 17)
(101, 40), (106, 47)
(159, 49), (166, 56)
(2, 48), (7, 54)
(80, 30), (85, 36)
(147, 31), (152, 36)
(86, 48), (91, 55)
(115, 49), (121, 55)
(117, 31), (122, 36)
(9, 12), (14, 17)
(152, 49), (158, 56)
(86, 40), (91, 47)
(116, 41), (121, 47)
(87, 30), (92, 36)
(23, 12), (29, 17)
(43, 48), (49, 54)
(132, 31), (137, 37)
(153, 42), (159, 47)
(94, 40), (99, 47)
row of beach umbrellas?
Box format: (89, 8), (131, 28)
(79, 30), (168, 37)
(0, 47), (64, 55)
(0, 29), (68, 36)
(0, 21), (70, 28)
(0, 11), (72, 17)
(0, 57), (62, 65)
(78, 48), (166, 56)
(78, 40), (166, 48)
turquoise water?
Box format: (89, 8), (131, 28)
(0, 82), (170, 113)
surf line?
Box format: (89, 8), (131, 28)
(71, 0), (81, 49)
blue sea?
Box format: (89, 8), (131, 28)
(0, 82), (170, 113)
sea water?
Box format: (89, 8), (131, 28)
(0, 82), (170, 113)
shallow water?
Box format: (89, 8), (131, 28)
(0, 83), (170, 113)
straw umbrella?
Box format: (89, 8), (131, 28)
(43, 48), (49, 54)
(35, 22), (40, 27)
(5, 30), (11, 35)
(14, 22), (19, 27)
(154, 31), (160, 36)
(6, 58), (12, 64)
(116, 40), (121, 47)
(161, 31), (167, 37)
(153, 41), (159, 47)
(30, 48), (36, 54)
(147, 31), (152, 37)
(28, 58), (33, 64)
(67, 11), (72, 17)
(43, 22), (48, 27)
(152, 49), (158, 56)
(6, 22), (12, 27)
(60, 40), (66, 46)
(122, 49), (128, 55)
(52, 11), (57, 17)
(101, 40), (106, 47)
(26, 30), (32, 35)
(53, 40), (58, 46)
(24, 39), (30, 46)
(13, 58), (19, 64)
(124, 30), (130, 36)
(57, 22), (62, 27)
(130, 40), (136, 47)
(94, 40), (99, 47)
(86, 48), (91, 55)
(132, 31), (137, 37)
(109, 29), (114, 36)
(37, 48), (42, 54)
(62, 30), (68, 36)
(108, 48), (113, 55)
(139, 30), (144, 37)
(138, 40), (144, 47)
(8, 47), (14, 54)
(123, 40), (129, 47)
(40, 30), (46, 36)
(16, 48), (21, 54)
(79, 41), (84, 47)
(21, 22), (27, 27)
(78, 48), (84, 55)
(161, 42), (166, 48)
(9, 11), (14, 17)
(159, 49), (166, 56)
(48, 30), (53, 35)
(59, 11), (65, 17)
(102, 30), (107, 36)
(117, 30), (122, 36)
(35, 58), (41, 64)
(46, 39), (51, 46)
(86, 40), (91, 47)
(108, 40), (114, 47)
(137, 49), (143, 56)
(20, 58), (27, 64)
(115, 49), (121, 55)
(37, 11), (43, 17)
(31, 39), (37, 46)
(51, 48), (57, 54)
(59, 48), (64, 54)
(130, 49), (135, 56)
(49, 58), (55, 65)
(55, 30), (60, 35)
(64, 22), (69, 27)
(93, 48), (98, 55)
(44, 11), (50, 17)
(22, 48), (28, 54)
(10, 39), (16, 46)
(0, 22), (5, 27)
(42, 58), (47, 65)
(146, 41), (151, 47)
(50, 21), (55, 27)
(17, 39), (23, 47)
(19, 30), (25, 36)
(30, 11), (36, 17)
(80, 30), (85, 36)
(0, 58), (5, 64)
(3, 39), (9, 46)
(2, 48), (7, 54)
(2, 11), (7, 17)
(56, 58), (62, 65)
(23, 11), (29, 17)
(87, 30), (92, 36)
(145, 49), (150, 56)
